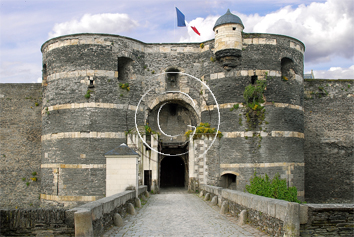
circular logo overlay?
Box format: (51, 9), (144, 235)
(133, 72), (220, 156)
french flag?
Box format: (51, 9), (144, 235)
(176, 7), (200, 36)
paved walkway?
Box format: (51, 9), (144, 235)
(103, 188), (268, 237)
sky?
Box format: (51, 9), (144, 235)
(0, 0), (353, 83)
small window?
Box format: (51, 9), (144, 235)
(233, 27), (236, 30)
(216, 30), (218, 34)
(42, 64), (47, 85)
(88, 77), (94, 88)
(251, 75), (258, 85)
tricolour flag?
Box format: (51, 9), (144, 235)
(191, 26), (200, 36)
(176, 7), (186, 27)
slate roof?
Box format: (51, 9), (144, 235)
(105, 143), (139, 156)
(213, 9), (244, 30)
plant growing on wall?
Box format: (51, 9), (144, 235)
(21, 171), (38, 187)
(144, 124), (159, 136)
(185, 122), (223, 139)
(230, 104), (239, 111)
(119, 83), (130, 91)
(85, 90), (93, 99)
(241, 76), (267, 150)
(246, 172), (302, 203)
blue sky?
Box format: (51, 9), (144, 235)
(0, 0), (353, 83)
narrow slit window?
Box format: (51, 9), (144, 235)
(233, 27), (236, 30)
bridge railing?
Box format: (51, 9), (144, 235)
(67, 185), (147, 237)
(199, 184), (307, 236)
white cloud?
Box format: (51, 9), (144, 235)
(180, 0), (354, 65)
(49, 13), (139, 38)
(179, 16), (219, 42)
(240, 0), (354, 63)
(311, 65), (354, 79)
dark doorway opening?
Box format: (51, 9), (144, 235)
(160, 156), (185, 187)
(220, 173), (237, 190)
(144, 170), (152, 191)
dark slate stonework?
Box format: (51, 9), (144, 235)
(0, 208), (74, 236)
(300, 204), (354, 237)
(304, 80), (354, 203)
(0, 84), (42, 209)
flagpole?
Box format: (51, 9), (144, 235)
(174, 5), (176, 42)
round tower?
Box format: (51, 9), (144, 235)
(40, 34), (145, 207)
(213, 9), (244, 69)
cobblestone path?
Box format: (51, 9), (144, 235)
(103, 188), (268, 237)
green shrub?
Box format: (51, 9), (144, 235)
(185, 123), (222, 139)
(246, 172), (302, 203)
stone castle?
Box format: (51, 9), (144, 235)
(1, 10), (353, 208)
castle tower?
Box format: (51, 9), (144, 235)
(213, 9), (244, 69)
(39, 34), (144, 207)
(201, 10), (306, 201)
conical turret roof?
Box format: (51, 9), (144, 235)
(213, 9), (244, 30)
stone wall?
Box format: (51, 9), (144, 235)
(300, 204), (354, 236)
(304, 79), (354, 203)
(0, 84), (42, 208)
(0, 208), (74, 236)
(0, 186), (147, 236)
(200, 184), (306, 237)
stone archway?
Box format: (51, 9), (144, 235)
(147, 99), (199, 143)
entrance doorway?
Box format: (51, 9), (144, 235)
(220, 173), (237, 190)
(160, 156), (185, 187)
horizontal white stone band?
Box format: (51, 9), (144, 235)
(42, 132), (126, 141)
(43, 38), (113, 53)
(42, 37), (205, 54)
(41, 164), (106, 169)
(47, 70), (116, 82)
(206, 70), (281, 81)
(202, 102), (303, 111)
(146, 45), (209, 53)
(220, 162), (305, 168)
(41, 194), (99, 202)
(205, 71), (303, 83)
(290, 41), (305, 53)
(243, 38), (276, 45)
(42, 102), (143, 114)
(224, 131), (304, 139)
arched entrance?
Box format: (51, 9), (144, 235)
(220, 173), (237, 190)
(160, 156), (185, 187)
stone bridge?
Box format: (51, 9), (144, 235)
(1, 185), (353, 236)
(102, 188), (268, 237)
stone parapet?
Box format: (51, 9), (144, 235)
(69, 185), (147, 236)
(200, 184), (307, 236)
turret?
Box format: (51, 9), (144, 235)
(213, 9), (244, 69)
